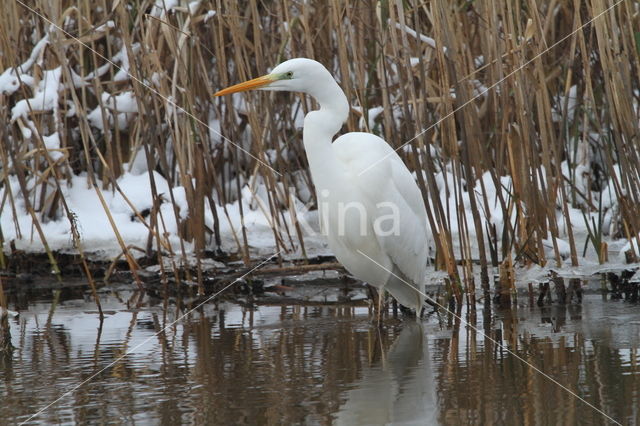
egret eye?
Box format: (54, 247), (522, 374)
(285, 71), (294, 79)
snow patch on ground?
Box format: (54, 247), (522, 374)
(0, 171), (330, 260)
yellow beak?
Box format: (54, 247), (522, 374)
(213, 74), (275, 97)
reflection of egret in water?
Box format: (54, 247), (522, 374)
(335, 323), (437, 425)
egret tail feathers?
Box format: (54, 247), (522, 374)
(385, 264), (424, 313)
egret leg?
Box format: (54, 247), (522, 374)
(365, 284), (376, 318)
(377, 291), (383, 327)
(375, 326), (387, 368)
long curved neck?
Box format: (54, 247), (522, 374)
(302, 78), (349, 192)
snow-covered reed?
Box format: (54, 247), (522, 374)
(1, 1), (639, 297)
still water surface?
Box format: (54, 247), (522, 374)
(0, 284), (639, 425)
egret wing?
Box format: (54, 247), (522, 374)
(333, 133), (428, 308)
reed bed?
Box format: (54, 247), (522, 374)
(0, 0), (639, 298)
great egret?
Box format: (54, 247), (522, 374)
(215, 58), (428, 315)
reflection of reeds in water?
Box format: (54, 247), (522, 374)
(1, 1), (639, 294)
(2, 296), (639, 423)
(0, 303), (11, 356)
(185, 307), (408, 424)
(435, 303), (640, 425)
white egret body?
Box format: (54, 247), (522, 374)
(215, 58), (428, 313)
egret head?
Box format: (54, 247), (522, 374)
(214, 58), (333, 97)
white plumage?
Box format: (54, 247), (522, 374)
(215, 58), (429, 313)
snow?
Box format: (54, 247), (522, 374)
(542, 233), (571, 258)
(95, 20), (115, 32)
(86, 91), (138, 132)
(0, 170), (329, 259)
(112, 44), (140, 82)
(393, 22), (442, 52)
(11, 67), (62, 121)
(188, 1), (201, 14)
(0, 68), (20, 95)
(552, 85), (579, 122)
(43, 132), (64, 161)
(204, 10), (217, 22)
(151, 0), (179, 17)
(0, 34), (50, 96)
(353, 105), (384, 131)
(1, 173), (185, 257)
(103, 90), (138, 113)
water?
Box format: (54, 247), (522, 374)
(0, 284), (639, 425)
